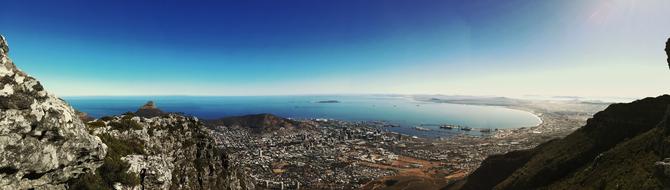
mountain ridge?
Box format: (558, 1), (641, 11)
(448, 96), (670, 190)
(444, 37), (670, 190)
(205, 113), (314, 134)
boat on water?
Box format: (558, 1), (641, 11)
(440, 125), (455, 129)
(480, 128), (492, 133)
(461, 127), (472, 131)
(413, 126), (431, 131)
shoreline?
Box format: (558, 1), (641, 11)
(67, 95), (546, 137)
(357, 96), (609, 187)
(418, 98), (545, 128)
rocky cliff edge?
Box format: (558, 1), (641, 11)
(0, 35), (107, 189)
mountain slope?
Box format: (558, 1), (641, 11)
(451, 95), (670, 190)
(0, 35), (107, 189)
(205, 113), (312, 133)
(134, 101), (165, 118)
(69, 106), (254, 190)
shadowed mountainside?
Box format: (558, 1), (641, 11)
(447, 95), (670, 190)
(134, 101), (165, 118)
(204, 113), (313, 133)
(444, 37), (670, 190)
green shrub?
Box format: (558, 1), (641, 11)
(100, 134), (145, 158)
(100, 116), (114, 121)
(67, 172), (110, 190)
(98, 156), (140, 186)
(86, 121), (106, 128)
(121, 112), (135, 120)
(109, 119), (143, 131)
(67, 134), (144, 189)
(183, 139), (195, 147)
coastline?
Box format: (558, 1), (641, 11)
(372, 96), (611, 184)
(416, 96), (607, 136)
(65, 95), (542, 136)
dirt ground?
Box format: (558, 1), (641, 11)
(359, 156), (454, 190)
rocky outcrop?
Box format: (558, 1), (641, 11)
(69, 103), (254, 190)
(451, 95), (670, 190)
(655, 158), (670, 188)
(0, 35), (107, 189)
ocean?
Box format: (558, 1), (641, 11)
(64, 95), (541, 138)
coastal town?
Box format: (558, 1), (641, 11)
(207, 98), (608, 189)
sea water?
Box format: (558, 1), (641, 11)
(64, 95), (541, 138)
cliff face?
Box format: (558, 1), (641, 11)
(0, 35), (107, 189)
(68, 103), (254, 190)
(453, 95), (670, 190)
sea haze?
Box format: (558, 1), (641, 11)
(64, 95), (541, 137)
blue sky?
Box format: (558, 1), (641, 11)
(1, 0), (669, 98)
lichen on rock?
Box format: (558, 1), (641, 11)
(0, 35), (107, 189)
(72, 104), (255, 190)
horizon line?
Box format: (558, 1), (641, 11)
(59, 93), (643, 102)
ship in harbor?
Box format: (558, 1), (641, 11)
(440, 125), (456, 129)
(413, 126), (432, 131)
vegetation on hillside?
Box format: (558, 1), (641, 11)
(67, 134), (145, 190)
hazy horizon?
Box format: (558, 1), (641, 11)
(2, 0), (669, 98)
(60, 93), (637, 103)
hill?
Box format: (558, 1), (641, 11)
(134, 100), (165, 118)
(205, 113), (313, 133)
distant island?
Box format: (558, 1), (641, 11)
(316, 100), (340, 103)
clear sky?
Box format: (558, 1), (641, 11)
(1, 0), (669, 98)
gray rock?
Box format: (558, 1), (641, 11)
(89, 112), (255, 190)
(0, 35), (107, 189)
(656, 158), (670, 189)
(0, 35), (8, 54)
